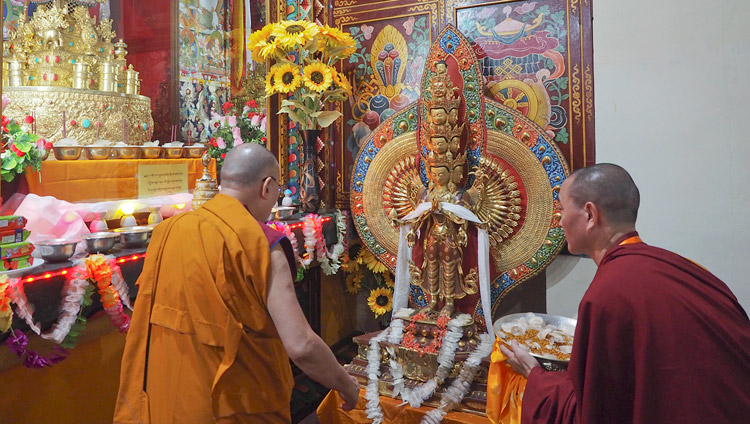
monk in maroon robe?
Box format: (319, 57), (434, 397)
(501, 163), (750, 423)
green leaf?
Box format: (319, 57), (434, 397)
(556, 77), (569, 90)
(2, 156), (17, 170)
(311, 110), (343, 128)
(555, 127), (569, 144)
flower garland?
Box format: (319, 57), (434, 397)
(364, 308), (495, 423)
(269, 210), (348, 277)
(401, 312), (450, 356)
(2, 254), (132, 368)
(84, 255), (130, 333)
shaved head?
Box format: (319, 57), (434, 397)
(220, 143), (278, 189)
(566, 163), (640, 226)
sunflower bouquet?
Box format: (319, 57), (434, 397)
(343, 243), (395, 325)
(247, 20), (355, 130)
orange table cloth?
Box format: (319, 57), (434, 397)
(317, 388), (490, 424)
(24, 158), (216, 202)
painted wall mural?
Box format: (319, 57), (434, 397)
(454, 0), (594, 172)
(178, 0), (232, 143)
(332, 0), (442, 208)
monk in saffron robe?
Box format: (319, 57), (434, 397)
(501, 163), (750, 423)
(114, 144), (359, 423)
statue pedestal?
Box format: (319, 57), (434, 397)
(344, 329), (490, 415)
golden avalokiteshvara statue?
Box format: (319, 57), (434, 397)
(2, 0), (153, 146)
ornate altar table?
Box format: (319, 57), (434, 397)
(317, 388), (489, 424)
(24, 158), (216, 202)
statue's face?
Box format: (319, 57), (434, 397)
(432, 80), (447, 98)
(449, 136), (461, 153)
(448, 108), (458, 125)
(429, 108), (448, 125)
(435, 62), (447, 74)
(431, 136), (449, 153)
(430, 166), (451, 186)
(452, 165), (464, 183)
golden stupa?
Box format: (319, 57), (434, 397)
(2, 0), (153, 145)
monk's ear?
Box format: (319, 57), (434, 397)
(261, 177), (272, 199)
(583, 201), (599, 231)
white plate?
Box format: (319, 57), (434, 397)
(0, 258), (46, 277)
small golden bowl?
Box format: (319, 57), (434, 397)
(141, 146), (162, 159)
(163, 147), (184, 159)
(53, 146), (82, 161)
(115, 146), (142, 160)
(184, 146), (204, 158)
(83, 146), (112, 160)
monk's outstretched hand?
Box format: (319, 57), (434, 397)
(339, 375), (360, 411)
(499, 340), (540, 378)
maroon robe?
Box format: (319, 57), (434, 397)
(522, 232), (750, 423)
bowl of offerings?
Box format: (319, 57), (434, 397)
(163, 147), (184, 159)
(53, 146), (82, 161)
(114, 226), (153, 248)
(184, 145), (205, 158)
(83, 146), (112, 160)
(494, 312), (577, 371)
(141, 146), (162, 159)
(83, 232), (119, 254)
(274, 206), (296, 220)
(34, 238), (79, 262)
(115, 146), (142, 159)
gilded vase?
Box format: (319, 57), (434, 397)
(299, 129), (322, 213)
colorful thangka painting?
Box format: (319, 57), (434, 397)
(178, 0), (231, 143)
(333, 0), (441, 207)
(455, 0), (595, 171)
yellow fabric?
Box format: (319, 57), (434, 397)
(317, 388), (489, 424)
(25, 158), (216, 202)
(114, 194), (293, 423)
(486, 339), (527, 424)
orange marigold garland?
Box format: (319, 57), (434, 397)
(84, 254), (130, 333)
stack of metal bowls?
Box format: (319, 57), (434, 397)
(83, 232), (120, 254)
(34, 238), (79, 262)
(53, 146), (82, 161)
(114, 226), (153, 248)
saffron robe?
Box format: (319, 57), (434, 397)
(522, 232), (750, 423)
(114, 194), (296, 423)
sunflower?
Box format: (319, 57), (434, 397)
(302, 62), (333, 93)
(273, 63), (302, 94)
(265, 70), (278, 95)
(247, 25), (277, 62)
(358, 248), (387, 274)
(382, 272), (395, 288)
(345, 270), (364, 294)
(319, 25), (349, 46)
(331, 69), (352, 94)
(367, 287), (393, 317)
(273, 20), (319, 49)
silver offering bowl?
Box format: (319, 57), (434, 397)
(83, 232), (119, 254)
(163, 147), (184, 159)
(34, 238), (79, 262)
(53, 146), (82, 161)
(274, 206), (296, 220)
(115, 146), (142, 159)
(84, 146), (112, 160)
(494, 313), (577, 371)
(184, 146), (204, 158)
(114, 226), (153, 248)
(141, 146), (162, 159)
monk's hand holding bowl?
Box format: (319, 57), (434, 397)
(499, 339), (540, 378)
